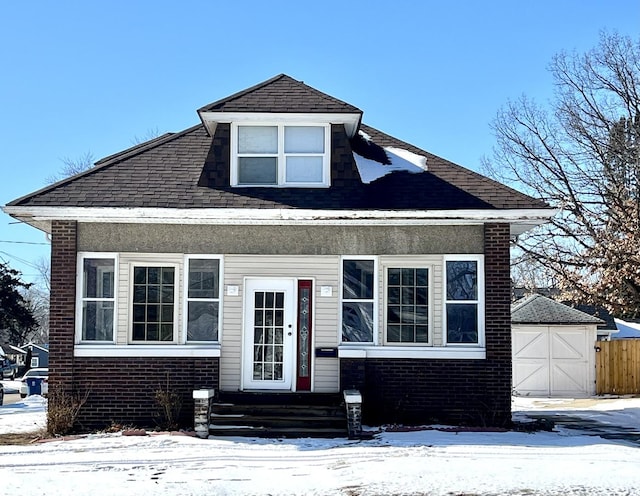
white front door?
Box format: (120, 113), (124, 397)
(242, 278), (296, 390)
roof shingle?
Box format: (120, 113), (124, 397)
(198, 74), (362, 114)
(512, 294), (604, 325)
(6, 76), (548, 212)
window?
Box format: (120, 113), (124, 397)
(30, 357), (39, 368)
(132, 265), (176, 342)
(445, 257), (484, 345)
(341, 259), (376, 343)
(233, 124), (329, 187)
(78, 255), (116, 342)
(386, 268), (429, 344)
(185, 257), (221, 342)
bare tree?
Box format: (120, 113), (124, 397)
(46, 151), (95, 184)
(131, 127), (161, 145)
(484, 31), (640, 318)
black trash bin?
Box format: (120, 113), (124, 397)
(27, 378), (43, 395)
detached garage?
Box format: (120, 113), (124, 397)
(512, 294), (603, 397)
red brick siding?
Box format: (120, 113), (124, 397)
(340, 223), (513, 427)
(73, 357), (219, 430)
(49, 220), (78, 395)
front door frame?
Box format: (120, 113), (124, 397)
(241, 277), (297, 391)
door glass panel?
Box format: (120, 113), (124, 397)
(252, 290), (285, 381)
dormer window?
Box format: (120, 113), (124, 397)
(231, 123), (330, 187)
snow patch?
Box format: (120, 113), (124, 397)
(353, 146), (428, 184)
(1, 396), (640, 494)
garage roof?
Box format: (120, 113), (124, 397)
(512, 294), (604, 325)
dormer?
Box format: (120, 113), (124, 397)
(197, 74), (362, 188)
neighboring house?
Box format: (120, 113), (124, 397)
(0, 343), (26, 365)
(24, 343), (49, 369)
(612, 318), (640, 339)
(3, 74), (555, 429)
(0, 343), (27, 375)
(512, 294), (602, 397)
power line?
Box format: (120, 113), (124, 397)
(0, 251), (43, 270)
(0, 240), (50, 245)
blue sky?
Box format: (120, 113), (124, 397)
(1, 0), (638, 282)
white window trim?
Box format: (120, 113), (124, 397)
(443, 255), (485, 348)
(74, 344), (221, 358)
(75, 252), (118, 344)
(382, 264), (433, 346)
(230, 122), (331, 188)
(128, 262), (180, 345)
(337, 346), (486, 360)
(340, 256), (378, 345)
(182, 255), (223, 344)
(30, 357), (40, 368)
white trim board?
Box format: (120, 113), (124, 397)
(337, 346), (485, 360)
(4, 206), (557, 237)
(74, 345), (221, 358)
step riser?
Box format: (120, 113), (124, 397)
(209, 397), (348, 437)
(211, 417), (346, 429)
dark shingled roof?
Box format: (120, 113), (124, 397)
(7, 75), (548, 211)
(512, 294), (604, 325)
(198, 74), (362, 114)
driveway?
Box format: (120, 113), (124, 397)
(513, 396), (640, 446)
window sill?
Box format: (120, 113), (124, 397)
(337, 346), (485, 360)
(74, 344), (221, 358)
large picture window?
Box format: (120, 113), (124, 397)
(341, 259), (376, 343)
(233, 124), (329, 187)
(78, 255), (116, 342)
(185, 257), (220, 342)
(132, 265), (176, 342)
(386, 267), (429, 344)
(445, 257), (484, 345)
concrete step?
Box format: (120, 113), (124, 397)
(209, 393), (348, 438)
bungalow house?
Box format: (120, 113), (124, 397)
(3, 75), (554, 432)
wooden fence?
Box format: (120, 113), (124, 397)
(596, 339), (640, 395)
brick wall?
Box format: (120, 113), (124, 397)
(49, 220), (221, 430)
(73, 357), (219, 430)
(49, 220), (78, 395)
(340, 223), (513, 427)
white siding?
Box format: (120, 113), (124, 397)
(221, 255), (340, 391)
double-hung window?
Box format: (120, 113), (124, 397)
(185, 257), (221, 342)
(131, 265), (177, 342)
(385, 267), (429, 344)
(444, 256), (484, 345)
(78, 254), (116, 342)
(341, 259), (376, 343)
(233, 124), (330, 187)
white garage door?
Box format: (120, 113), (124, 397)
(512, 325), (596, 397)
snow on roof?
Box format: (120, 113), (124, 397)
(353, 131), (428, 184)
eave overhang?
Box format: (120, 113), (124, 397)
(197, 111), (362, 138)
(3, 206), (558, 237)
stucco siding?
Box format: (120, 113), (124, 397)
(77, 223), (484, 255)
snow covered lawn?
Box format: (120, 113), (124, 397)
(0, 394), (639, 495)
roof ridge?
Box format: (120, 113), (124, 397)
(95, 132), (175, 165)
(7, 124), (204, 207)
(197, 74), (290, 112)
(511, 293), (540, 313)
(197, 74), (361, 114)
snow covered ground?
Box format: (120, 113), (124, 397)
(1, 391), (639, 496)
